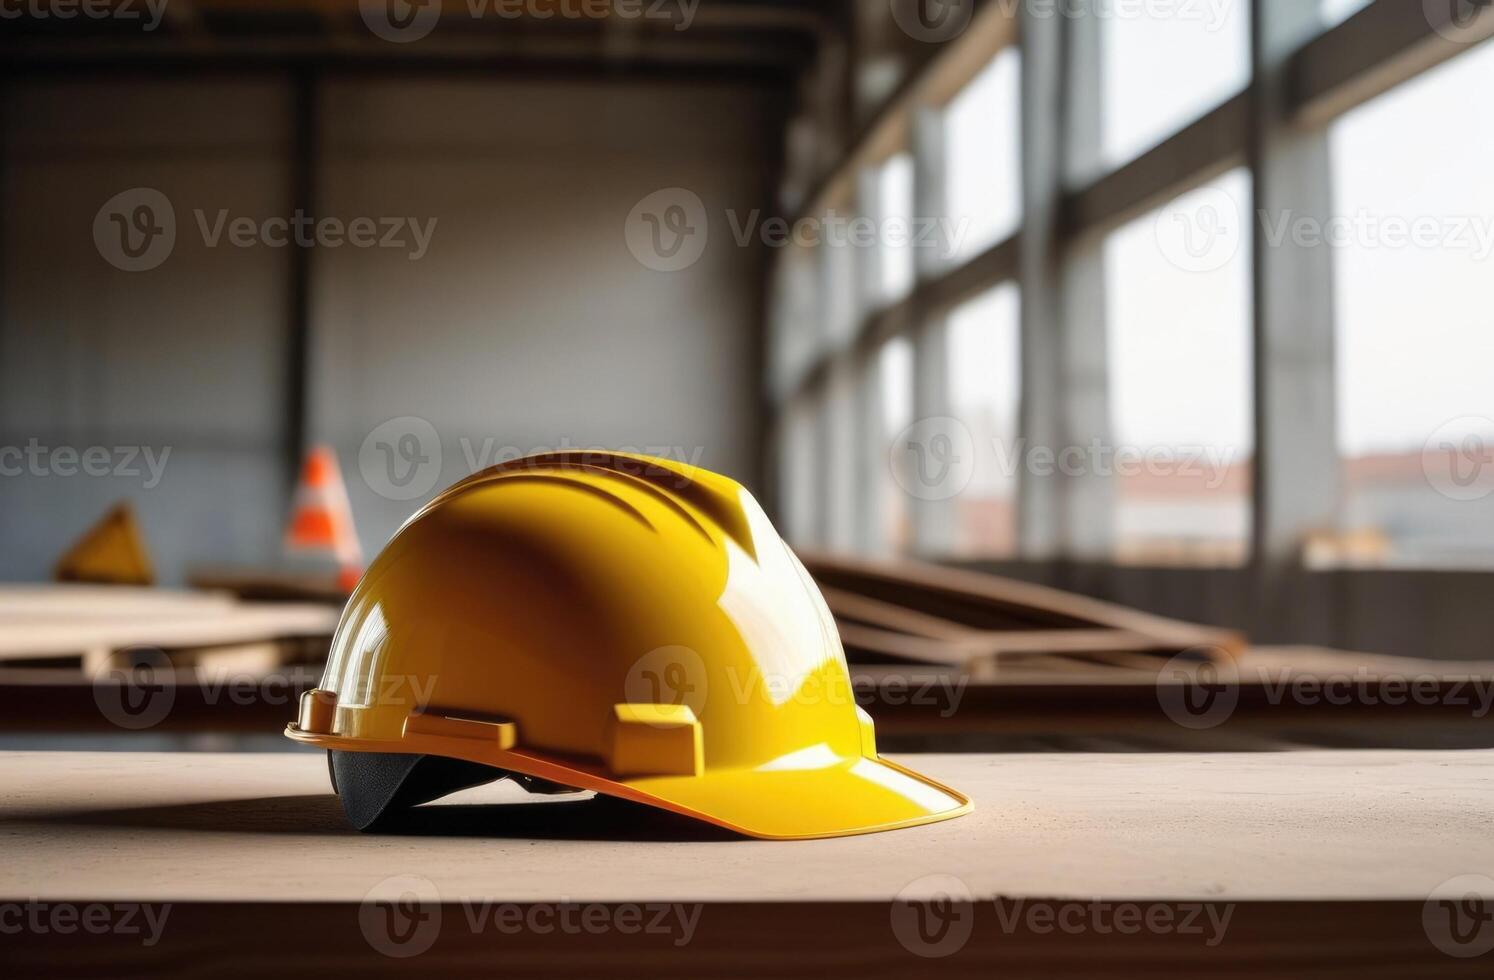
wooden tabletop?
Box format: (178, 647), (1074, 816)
(5, 750), (1493, 976)
(3, 749), (1491, 903)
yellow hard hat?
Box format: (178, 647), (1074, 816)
(286, 451), (971, 840)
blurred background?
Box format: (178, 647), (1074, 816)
(4, 0), (1494, 750)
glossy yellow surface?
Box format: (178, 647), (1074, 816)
(285, 451), (971, 839)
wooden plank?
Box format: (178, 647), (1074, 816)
(2, 749), (1491, 903)
(803, 551), (1246, 655)
(0, 584), (340, 664)
(0, 584), (238, 618)
(0, 605), (341, 661)
(834, 621), (1229, 667)
(819, 585), (980, 640)
(6, 899), (1484, 979)
(2, 646), (1490, 748)
(187, 567), (349, 603)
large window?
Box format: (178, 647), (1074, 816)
(820, 188), (860, 350)
(943, 284), (1021, 557)
(1329, 42), (1494, 567)
(823, 362), (862, 553)
(1104, 167), (1254, 565)
(874, 335), (915, 554)
(770, 0), (1494, 615)
(865, 153), (915, 309)
(941, 47), (1022, 261)
(778, 397), (821, 549)
(767, 243), (821, 402)
(1320, 0), (1372, 30)
(1097, 0), (1250, 171)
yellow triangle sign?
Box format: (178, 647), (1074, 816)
(54, 502), (154, 586)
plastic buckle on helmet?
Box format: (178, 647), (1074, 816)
(404, 709), (519, 749)
(604, 703), (704, 778)
(295, 688), (338, 735)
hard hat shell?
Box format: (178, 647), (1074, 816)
(286, 451), (971, 839)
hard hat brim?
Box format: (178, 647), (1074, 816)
(614, 753), (972, 840)
(289, 725), (970, 840)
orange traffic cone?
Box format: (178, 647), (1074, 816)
(285, 446), (363, 591)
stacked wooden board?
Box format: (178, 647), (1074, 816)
(0, 584), (340, 675)
(800, 551), (1244, 674)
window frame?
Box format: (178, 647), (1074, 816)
(766, 0), (1494, 653)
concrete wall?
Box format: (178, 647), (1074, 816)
(0, 74), (774, 582)
(311, 77), (771, 552)
(0, 79), (293, 584)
